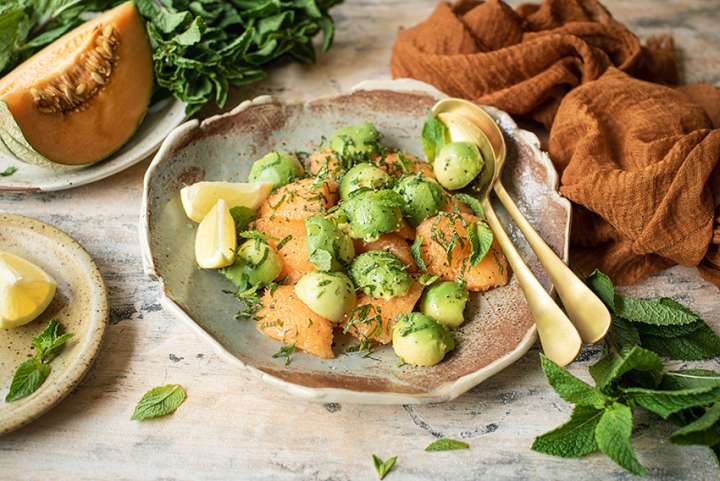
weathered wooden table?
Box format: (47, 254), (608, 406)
(2, 1), (719, 480)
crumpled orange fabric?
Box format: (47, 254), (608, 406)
(391, 0), (720, 287)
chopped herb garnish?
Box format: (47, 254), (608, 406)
(1, 165), (17, 177)
(411, 235), (428, 272)
(272, 343), (296, 366)
(276, 234), (293, 251)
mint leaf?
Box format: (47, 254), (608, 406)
(131, 384), (187, 421)
(589, 345), (663, 392)
(468, 222), (493, 266)
(640, 323), (720, 360)
(662, 369), (720, 390)
(421, 112), (449, 163)
(634, 320), (704, 338)
(31, 319), (72, 363)
(586, 270), (615, 312)
(531, 405), (602, 457)
(453, 193), (485, 219)
(411, 235), (427, 272)
(174, 16), (205, 46)
(670, 404), (720, 446)
(595, 403), (646, 476)
(1, 165), (17, 176)
(372, 454), (397, 480)
(229, 206), (256, 234)
(425, 438), (469, 451)
(540, 354), (608, 408)
(616, 295), (698, 326)
(622, 385), (720, 419)
(608, 317), (641, 350)
(5, 358), (50, 402)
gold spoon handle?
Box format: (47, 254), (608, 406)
(482, 198), (582, 367)
(493, 181), (611, 343)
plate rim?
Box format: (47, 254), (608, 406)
(139, 79), (571, 404)
(0, 214), (108, 433)
(0, 98), (187, 193)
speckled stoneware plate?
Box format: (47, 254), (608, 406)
(0, 98), (186, 192)
(0, 214), (108, 433)
(140, 79), (571, 404)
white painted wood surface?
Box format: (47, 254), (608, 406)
(1, 1), (719, 479)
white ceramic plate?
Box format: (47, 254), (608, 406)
(0, 98), (186, 192)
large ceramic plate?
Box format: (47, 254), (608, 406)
(0, 98), (186, 192)
(140, 79), (571, 404)
(0, 214), (108, 433)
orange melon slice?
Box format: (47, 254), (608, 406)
(0, 2), (153, 166)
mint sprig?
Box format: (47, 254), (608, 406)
(5, 319), (73, 402)
(533, 271), (720, 475)
(372, 454), (397, 480)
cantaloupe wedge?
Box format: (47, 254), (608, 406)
(0, 2), (153, 166)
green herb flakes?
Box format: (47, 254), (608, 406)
(272, 343), (296, 366)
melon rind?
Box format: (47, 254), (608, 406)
(0, 100), (77, 170)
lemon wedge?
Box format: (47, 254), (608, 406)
(0, 251), (57, 329)
(181, 181), (273, 223)
(195, 199), (237, 269)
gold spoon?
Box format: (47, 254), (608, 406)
(433, 98), (611, 345)
(432, 101), (583, 367)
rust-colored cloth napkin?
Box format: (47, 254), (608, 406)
(391, 0), (720, 286)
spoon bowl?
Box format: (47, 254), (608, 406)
(433, 98), (611, 346)
(431, 99), (583, 366)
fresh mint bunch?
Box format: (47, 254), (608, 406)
(533, 270), (720, 476)
(134, 0), (342, 114)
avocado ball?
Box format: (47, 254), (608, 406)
(392, 313), (455, 366)
(339, 163), (393, 199)
(248, 151), (304, 189)
(221, 238), (282, 291)
(305, 215), (355, 271)
(294, 271), (356, 323)
(341, 189), (404, 242)
(394, 173), (447, 226)
(330, 122), (382, 162)
(420, 281), (469, 329)
(350, 250), (412, 300)
(433, 141), (484, 190)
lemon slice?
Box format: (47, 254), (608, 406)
(181, 181), (273, 222)
(0, 251), (57, 329)
(195, 199), (237, 269)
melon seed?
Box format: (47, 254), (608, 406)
(32, 24), (119, 114)
(91, 72), (106, 84)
